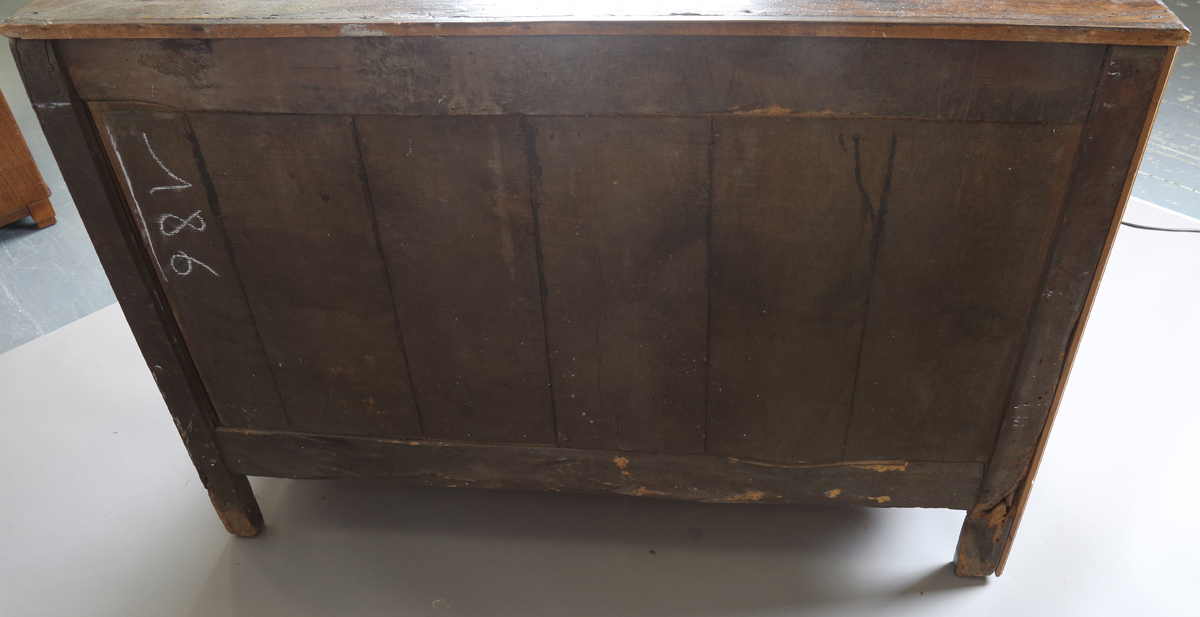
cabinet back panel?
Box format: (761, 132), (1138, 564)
(189, 113), (424, 439)
(356, 115), (556, 445)
(95, 109), (292, 431)
(93, 110), (1084, 462)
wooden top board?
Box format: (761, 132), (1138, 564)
(0, 0), (1189, 45)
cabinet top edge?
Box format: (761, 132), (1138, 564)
(0, 0), (1190, 46)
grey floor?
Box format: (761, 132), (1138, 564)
(1, 197), (1197, 616)
(0, 0), (115, 353)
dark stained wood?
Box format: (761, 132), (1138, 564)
(843, 121), (1082, 464)
(531, 117), (710, 453)
(93, 109), (290, 431)
(216, 427), (985, 510)
(188, 112), (423, 440)
(54, 37), (1104, 124)
(355, 115), (554, 445)
(11, 38), (262, 536)
(707, 117), (886, 465)
(958, 45), (1174, 577)
(7, 1), (1180, 576)
(0, 0), (1189, 45)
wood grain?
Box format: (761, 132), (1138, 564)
(996, 44), (1180, 577)
(12, 38), (262, 536)
(0, 0), (1188, 45)
(843, 121), (1082, 464)
(55, 37), (1104, 124)
(0, 87), (50, 225)
(188, 112), (423, 440)
(94, 109), (291, 431)
(531, 116), (709, 453)
(707, 117), (886, 465)
(958, 45), (1172, 577)
(355, 115), (555, 445)
(216, 427), (985, 510)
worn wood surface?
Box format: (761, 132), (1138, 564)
(533, 117), (710, 454)
(9, 12), (1174, 574)
(216, 427), (985, 510)
(843, 121), (1082, 463)
(707, 117), (882, 465)
(996, 51), (1181, 579)
(11, 38), (262, 536)
(0, 86), (51, 227)
(56, 37), (1105, 124)
(188, 113), (423, 439)
(708, 118), (1081, 465)
(94, 109), (291, 431)
(0, 0), (1188, 45)
(956, 45), (1171, 578)
(356, 115), (554, 445)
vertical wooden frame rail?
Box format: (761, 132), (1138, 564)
(10, 38), (263, 536)
(956, 44), (1175, 577)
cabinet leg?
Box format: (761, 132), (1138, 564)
(954, 502), (1014, 577)
(206, 472), (264, 537)
(28, 198), (56, 228)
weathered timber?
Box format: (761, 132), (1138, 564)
(216, 427), (984, 510)
(93, 109), (291, 430)
(55, 37), (1103, 123)
(956, 44), (1172, 577)
(356, 115), (555, 444)
(843, 121), (1082, 463)
(11, 39), (262, 535)
(188, 112), (423, 439)
(532, 116), (710, 453)
(0, 0), (1189, 45)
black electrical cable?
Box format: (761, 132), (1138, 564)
(1120, 221), (1200, 234)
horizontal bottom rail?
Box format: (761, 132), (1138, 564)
(216, 428), (982, 510)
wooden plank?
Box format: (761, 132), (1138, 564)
(11, 38), (262, 536)
(0, 88), (50, 218)
(958, 45), (1173, 577)
(707, 117), (888, 465)
(188, 112), (422, 440)
(93, 109), (290, 431)
(531, 116), (709, 453)
(55, 37), (1104, 125)
(843, 121), (1083, 463)
(0, 0), (1188, 45)
(216, 427), (985, 510)
(354, 115), (554, 445)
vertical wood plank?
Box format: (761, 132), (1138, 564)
(12, 39), (262, 536)
(355, 115), (555, 445)
(844, 122), (1082, 463)
(531, 117), (710, 453)
(189, 113), (422, 439)
(95, 109), (289, 430)
(706, 117), (891, 464)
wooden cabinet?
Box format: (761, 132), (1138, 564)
(2, 0), (1186, 577)
(0, 88), (53, 228)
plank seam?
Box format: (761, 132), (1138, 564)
(518, 116), (560, 447)
(349, 115), (426, 439)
